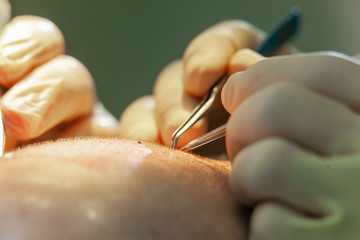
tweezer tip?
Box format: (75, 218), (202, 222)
(179, 146), (190, 152)
(170, 135), (178, 150)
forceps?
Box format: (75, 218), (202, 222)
(171, 6), (301, 151)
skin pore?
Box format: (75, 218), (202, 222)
(0, 138), (248, 240)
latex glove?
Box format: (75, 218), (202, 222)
(119, 21), (278, 148)
(0, 0), (10, 31)
(0, 13), (118, 150)
(222, 52), (360, 239)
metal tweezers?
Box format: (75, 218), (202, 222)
(171, 6), (301, 151)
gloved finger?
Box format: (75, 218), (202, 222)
(57, 102), (119, 138)
(228, 48), (265, 76)
(1, 55), (96, 141)
(153, 60), (207, 148)
(13, 102), (119, 146)
(0, 0), (10, 30)
(226, 82), (360, 160)
(183, 20), (263, 98)
(4, 133), (17, 151)
(0, 15), (65, 88)
(230, 137), (328, 217)
(222, 52), (360, 114)
(119, 95), (160, 143)
(251, 202), (330, 240)
(17, 102), (118, 147)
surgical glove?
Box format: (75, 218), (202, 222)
(0, 14), (118, 150)
(0, 0), (10, 31)
(120, 21), (283, 148)
(119, 95), (160, 143)
(222, 52), (360, 239)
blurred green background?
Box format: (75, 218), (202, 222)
(8, 0), (360, 117)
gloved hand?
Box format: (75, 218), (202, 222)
(0, 0), (10, 31)
(119, 20), (290, 148)
(0, 2), (118, 151)
(223, 52), (360, 239)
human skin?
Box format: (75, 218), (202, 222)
(0, 138), (248, 240)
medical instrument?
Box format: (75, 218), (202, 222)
(172, 6), (301, 151)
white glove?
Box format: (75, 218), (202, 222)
(222, 52), (360, 239)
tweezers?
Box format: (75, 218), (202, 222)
(171, 6), (301, 151)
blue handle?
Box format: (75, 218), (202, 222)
(256, 6), (301, 57)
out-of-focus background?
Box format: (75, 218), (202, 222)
(8, 0), (360, 117)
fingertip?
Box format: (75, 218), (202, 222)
(183, 42), (229, 98)
(88, 102), (119, 137)
(119, 95), (160, 143)
(184, 62), (225, 98)
(251, 203), (286, 239)
(0, 15), (65, 87)
(160, 107), (207, 147)
(228, 48), (265, 76)
(183, 60), (206, 98)
(221, 52), (267, 114)
(229, 149), (253, 205)
(1, 55), (96, 141)
(229, 138), (290, 205)
(221, 71), (246, 114)
(222, 48), (265, 113)
(154, 59), (208, 147)
(183, 21), (261, 98)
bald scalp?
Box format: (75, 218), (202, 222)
(0, 138), (248, 240)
